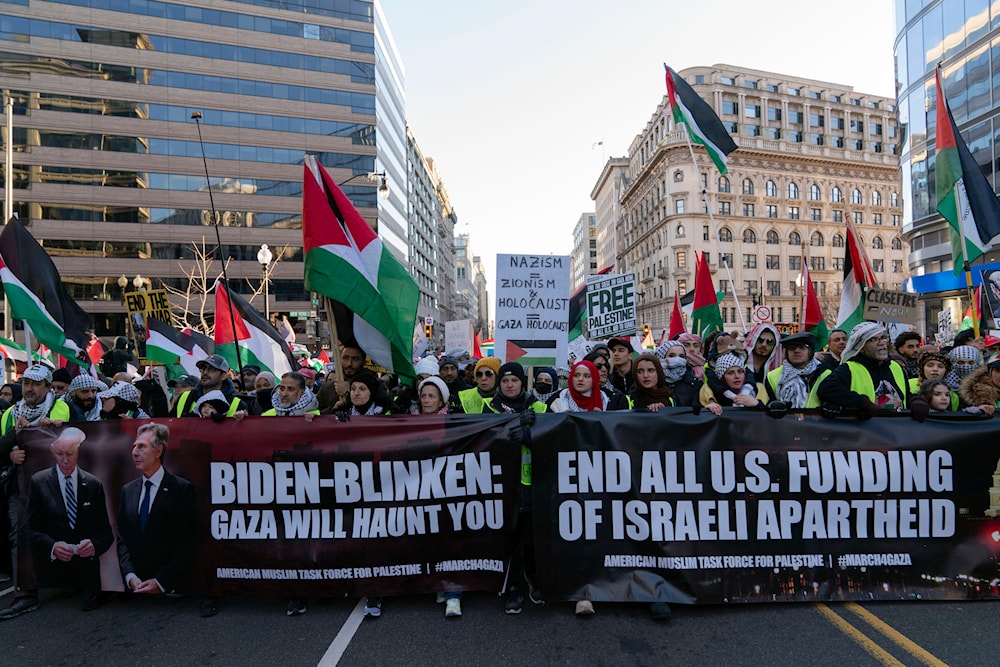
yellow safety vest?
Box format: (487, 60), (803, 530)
(482, 397), (546, 486)
(175, 390), (243, 417)
(2, 400), (70, 435)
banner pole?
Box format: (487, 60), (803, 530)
(323, 296), (344, 387)
(680, 127), (747, 332)
(954, 183), (981, 339)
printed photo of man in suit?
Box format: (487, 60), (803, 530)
(117, 422), (195, 595)
(23, 426), (113, 611)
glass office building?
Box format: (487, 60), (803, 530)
(894, 0), (1000, 332)
(0, 0), (405, 337)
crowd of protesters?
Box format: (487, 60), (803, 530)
(1, 321), (999, 624)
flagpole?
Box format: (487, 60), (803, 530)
(679, 128), (748, 332)
(323, 296), (345, 388)
(4, 96), (12, 381)
(953, 182), (981, 339)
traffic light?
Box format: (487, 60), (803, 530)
(424, 323), (433, 338)
(642, 323), (651, 337)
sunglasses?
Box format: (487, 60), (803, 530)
(476, 370), (495, 378)
(758, 339), (776, 346)
(594, 362), (609, 370)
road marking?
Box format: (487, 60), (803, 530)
(317, 598), (366, 667)
(845, 603), (949, 667)
(814, 604), (905, 667)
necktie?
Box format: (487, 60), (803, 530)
(65, 474), (76, 530)
(139, 479), (152, 532)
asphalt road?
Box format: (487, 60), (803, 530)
(0, 585), (994, 666)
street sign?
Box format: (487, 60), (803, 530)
(864, 288), (918, 325)
(425, 316), (434, 325)
(289, 311), (310, 318)
(752, 305), (772, 324)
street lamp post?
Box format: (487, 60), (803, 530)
(338, 171), (390, 200)
(257, 243), (273, 321)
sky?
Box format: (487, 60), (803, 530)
(378, 0), (898, 300)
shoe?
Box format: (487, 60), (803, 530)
(649, 601), (672, 621)
(287, 598), (306, 616)
(575, 600), (595, 616)
(0, 596), (39, 621)
(197, 597), (219, 618)
(504, 589), (523, 615)
(363, 597), (382, 618)
(444, 598), (462, 617)
(524, 573), (544, 605)
(435, 592), (445, 604)
(81, 590), (103, 612)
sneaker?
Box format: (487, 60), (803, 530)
(363, 597), (382, 618)
(444, 598), (462, 617)
(504, 589), (523, 615)
(524, 573), (544, 605)
(435, 592), (446, 604)
(287, 598), (306, 617)
(649, 601), (671, 621)
(575, 600), (595, 616)
(0, 596), (39, 621)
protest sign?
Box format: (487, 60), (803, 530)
(494, 254), (570, 366)
(585, 274), (636, 340)
(445, 320), (474, 355)
(124, 289), (172, 363)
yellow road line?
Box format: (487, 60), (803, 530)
(844, 602), (949, 667)
(814, 603), (906, 667)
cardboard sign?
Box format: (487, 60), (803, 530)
(585, 273), (636, 339)
(124, 289), (172, 363)
(495, 254), (570, 367)
(864, 288), (918, 325)
(444, 320), (474, 355)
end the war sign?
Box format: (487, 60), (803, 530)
(495, 254), (570, 367)
(586, 274), (636, 339)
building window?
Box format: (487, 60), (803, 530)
(811, 133), (824, 146)
(833, 210), (844, 223)
(744, 80), (759, 89)
(746, 124), (761, 137)
(719, 227), (733, 242)
(853, 212), (863, 225)
(674, 170), (684, 182)
(743, 229), (757, 243)
(767, 107), (782, 122)
(675, 199), (686, 214)
(833, 257), (844, 271)
(722, 101), (739, 115)
(742, 178), (754, 195)
(743, 203), (755, 217)
(809, 184), (821, 201)
(677, 251), (686, 268)
(873, 259), (884, 272)
(720, 76), (735, 85)
(811, 208), (822, 221)
(767, 127), (782, 140)
(676, 224), (686, 237)
(703, 225), (710, 241)
(766, 83), (780, 93)
(743, 254), (757, 269)
(872, 236), (884, 249)
(890, 192), (899, 207)
(789, 131), (803, 143)
(789, 256), (802, 270)
(767, 205), (778, 218)
(788, 87), (800, 96)
(719, 201), (731, 215)
(810, 231), (824, 246)
(767, 280), (781, 296)
(766, 255), (780, 269)
(831, 186), (843, 203)
(873, 213), (882, 225)
(788, 110), (804, 124)
(766, 180), (777, 197)
(766, 230), (779, 245)
(721, 252), (733, 266)
(724, 121), (738, 133)
(853, 139), (864, 150)
(677, 280), (686, 293)
(850, 119), (864, 133)
(745, 104), (760, 118)
(891, 237), (902, 250)
(810, 257), (826, 270)
(892, 215), (900, 226)
(719, 280), (729, 294)
(789, 231), (801, 246)
(830, 116), (845, 130)
(831, 136), (845, 148)
(869, 122), (882, 135)
(892, 259), (902, 273)
(851, 189), (863, 205)
(701, 173), (708, 188)
(872, 142), (883, 153)
(787, 182), (799, 198)
(871, 191), (882, 206)
(832, 234), (844, 247)
(789, 206), (800, 220)
(719, 176), (731, 193)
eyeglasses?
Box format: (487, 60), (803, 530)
(758, 339), (776, 346)
(594, 363), (609, 370)
(866, 335), (890, 344)
(475, 370), (495, 378)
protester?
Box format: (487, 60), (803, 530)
(457, 358), (501, 414)
(700, 352), (762, 413)
(549, 360), (609, 413)
(744, 323), (783, 383)
(417, 377), (449, 415)
(918, 379), (963, 413)
(677, 333), (706, 379)
(254, 371), (276, 392)
(762, 332), (822, 409)
(816, 328), (848, 371)
(893, 331), (923, 379)
(262, 372), (319, 419)
(529, 366), (559, 406)
(580, 351), (627, 410)
(50, 368), (72, 399)
(335, 370), (391, 417)
(957, 352), (1000, 413)
(437, 355), (470, 412)
(64, 375), (104, 423)
(239, 365), (261, 393)
(166, 374), (198, 414)
(607, 338), (635, 395)
(174, 355), (245, 417)
(98, 381), (149, 419)
(194, 390), (234, 420)
(909, 352), (958, 411)
(100, 336), (134, 377)
(654, 341), (700, 408)
(318, 345), (366, 412)
(947, 345), (983, 391)
(629, 353), (675, 412)
(0, 383), (17, 406)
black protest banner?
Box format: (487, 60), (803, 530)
(16, 414), (521, 597)
(531, 410), (1000, 604)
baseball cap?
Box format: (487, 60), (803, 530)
(21, 364), (52, 383)
(196, 354), (229, 373)
(98, 381), (140, 404)
(984, 334), (1000, 348)
(608, 337), (634, 354)
(167, 374), (198, 388)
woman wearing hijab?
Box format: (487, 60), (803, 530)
(677, 333), (706, 380)
(529, 366), (559, 405)
(947, 345), (983, 391)
(909, 352), (958, 411)
(957, 352), (1000, 413)
(417, 376), (449, 415)
(549, 360), (608, 413)
(654, 341), (701, 407)
(336, 370), (391, 416)
(700, 352), (763, 414)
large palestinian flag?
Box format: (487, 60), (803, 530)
(146, 317), (214, 375)
(665, 65), (739, 174)
(213, 282), (295, 377)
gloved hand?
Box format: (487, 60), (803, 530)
(690, 402), (701, 416)
(820, 403), (842, 420)
(333, 410), (350, 423)
(856, 396), (879, 420)
(509, 425), (525, 443)
(766, 400), (789, 420)
(210, 412), (226, 424)
(910, 397), (930, 422)
(519, 410), (536, 428)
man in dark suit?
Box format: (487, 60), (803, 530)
(23, 426), (113, 611)
(117, 422), (195, 597)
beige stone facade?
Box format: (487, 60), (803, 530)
(617, 65), (908, 336)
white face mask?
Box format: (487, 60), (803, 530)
(661, 356), (688, 382)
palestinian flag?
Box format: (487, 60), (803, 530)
(0, 335), (32, 363)
(0, 217), (92, 365)
(302, 156), (419, 382)
(213, 282), (296, 377)
(146, 318), (214, 375)
(935, 66), (1000, 273)
(505, 338), (557, 366)
(691, 252), (723, 338)
(799, 256), (829, 349)
(836, 217), (878, 332)
(669, 292), (686, 340)
(665, 64), (739, 174)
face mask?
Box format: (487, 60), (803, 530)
(662, 356), (688, 382)
(534, 381), (553, 395)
